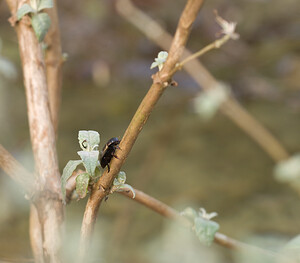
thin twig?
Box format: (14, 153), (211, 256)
(0, 144), (34, 193)
(120, 188), (296, 263)
(178, 35), (231, 68)
(115, 0), (289, 162)
(1, 133), (296, 262)
(78, 0), (204, 260)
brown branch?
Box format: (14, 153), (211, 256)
(115, 0), (289, 163)
(29, 204), (45, 263)
(78, 0), (204, 260)
(44, 0), (63, 133)
(0, 144), (34, 193)
(5, 1), (64, 262)
(1, 141), (295, 262)
(120, 188), (296, 263)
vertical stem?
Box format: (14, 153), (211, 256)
(5, 0), (64, 261)
(44, 0), (63, 133)
(16, 24), (63, 262)
(30, 204), (45, 263)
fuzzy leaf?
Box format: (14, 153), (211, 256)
(114, 171), (126, 185)
(17, 4), (35, 20)
(116, 183), (136, 198)
(181, 207), (198, 221)
(78, 130), (100, 151)
(150, 51), (168, 71)
(37, 0), (53, 11)
(274, 154), (300, 182)
(75, 173), (90, 199)
(0, 57), (17, 80)
(194, 217), (219, 246)
(77, 150), (99, 176)
(194, 83), (229, 120)
(30, 0), (39, 10)
(61, 160), (82, 204)
(31, 13), (51, 42)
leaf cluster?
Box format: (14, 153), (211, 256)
(17, 0), (53, 42)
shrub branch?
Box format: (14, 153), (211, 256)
(78, 0), (204, 260)
(115, 0), (289, 163)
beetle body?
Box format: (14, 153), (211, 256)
(100, 137), (120, 172)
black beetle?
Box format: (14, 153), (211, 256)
(100, 137), (120, 173)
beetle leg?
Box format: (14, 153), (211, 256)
(113, 154), (119, 159)
(116, 145), (121, 150)
(107, 164), (110, 173)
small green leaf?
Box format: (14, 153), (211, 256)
(31, 13), (51, 42)
(116, 183), (136, 198)
(194, 217), (219, 246)
(194, 83), (229, 120)
(150, 51), (168, 71)
(274, 154), (300, 183)
(78, 130), (100, 151)
(181, 207), (198, 221)
(30, 0), (39, 10)
(61, 160), (83, 204)
(114, 171), (126, 185)
(0, 57), (17, 80)
(17, 4), (35, 20)
(37, 0), (53, 11)
(75, 173), (90, 199)
(77, 150), (99, 176)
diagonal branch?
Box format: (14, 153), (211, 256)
(0, 144), (34, 193)
(1, 137), (295, 262)
(120, 188), (296, 263)
(115, 0), (289, 163)
(79, 0), (204, 260)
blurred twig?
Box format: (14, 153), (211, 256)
(78, 0), (204, 260)
(121, 188), (297, 263)
(44, 0), (63, 133)
(115, 0), (289, 163)
(0, 144), (34, 193)
(1, 127), (295, 262)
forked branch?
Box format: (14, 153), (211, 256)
(116, 0), (289, 163)
(79, 0), (204, 260)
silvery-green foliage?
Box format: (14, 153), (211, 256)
(61, 130), (101, 203)
(17, 4), (35, 20)
(111, 171), (135, 198)
(274, 154), (300, 183)
(75, 173), (90, 199)
(17, 0), (53, 42)
(194, 83), (229, 120)
(77, 150), (99, 177)
(181, 207), (219, 246)
(61, 160), (83, 204)
(151, 51), (168, 71)
(78, 130), (100, 152)
(31, 13), (51, 42)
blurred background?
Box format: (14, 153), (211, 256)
(0, 0), (300, 262)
